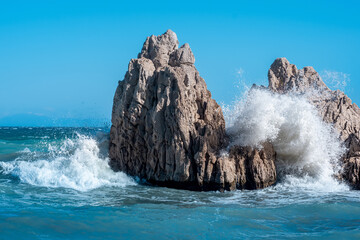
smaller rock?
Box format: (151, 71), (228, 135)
(267, 57), (360, 189)
(268, 57), (328, 93)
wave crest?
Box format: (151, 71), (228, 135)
(0, 134), (136, 191)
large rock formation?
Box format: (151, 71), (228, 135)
(268, 58), (360, 189)
(109, 30), (276, 191)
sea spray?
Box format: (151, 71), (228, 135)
(225, 87), (348, 191)
(0, 134), (136, 191)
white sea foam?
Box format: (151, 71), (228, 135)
(0, 134), (136, 191)
(225, 88), (349, 191)
(18, 148), (31, 153)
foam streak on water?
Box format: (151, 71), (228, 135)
(225, 88), (348, 192)
(0, 134), (135, 191)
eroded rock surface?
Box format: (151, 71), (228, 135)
(268, 58), (360, 189)
(228, 142), (277, 190)
(110, 30), (277, 191)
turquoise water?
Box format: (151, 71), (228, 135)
(1, 127), (360, 239)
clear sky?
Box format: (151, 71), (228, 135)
(0, 0), (359, 127)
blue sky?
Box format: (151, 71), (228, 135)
(0, 0), (359, 126)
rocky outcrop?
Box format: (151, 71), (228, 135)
(109, 30), (277, 191)
(110, 30), (224, 190)
(268, 58), (360, 189)
(268, 58), (329, 94)
(227, 143), (277, 190)
(109, 32), (360, 191)
(344, 134), (360, 189)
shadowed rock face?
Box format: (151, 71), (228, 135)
(227, 143), (277, 190)
(268, 58), (360, 189)
(109, 30), (276, 191)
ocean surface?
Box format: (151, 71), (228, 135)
(1, 127), (360, 239)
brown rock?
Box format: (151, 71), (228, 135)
(211, 143), (277, 191)
(109, 30), (277, 191)
(228, 142), (277, 190)
(343, 134), (360, 189)
(268, 58), (329, 93)
(110, 30), (227, 191)
(268, 57), (360, 189)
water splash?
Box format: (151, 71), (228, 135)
(0, 134), (136, 191)
(225, 88), (348, 191)
(321, 70), (350, 92)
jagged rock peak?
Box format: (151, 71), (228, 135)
(138, 29), (195, 68)
(268, 57), (329, 93)
(110, 29), (227, 191)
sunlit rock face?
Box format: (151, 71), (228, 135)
(109, 30), (226, 190)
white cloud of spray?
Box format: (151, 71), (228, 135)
(236, 68), (245, 79)
(225, 88), (348, 191)
(320, 70), (350, 92)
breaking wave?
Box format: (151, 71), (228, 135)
(0, 134), (136, 191)
(225, 88), (349, 191)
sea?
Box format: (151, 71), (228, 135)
(1, 89), (360, 239)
